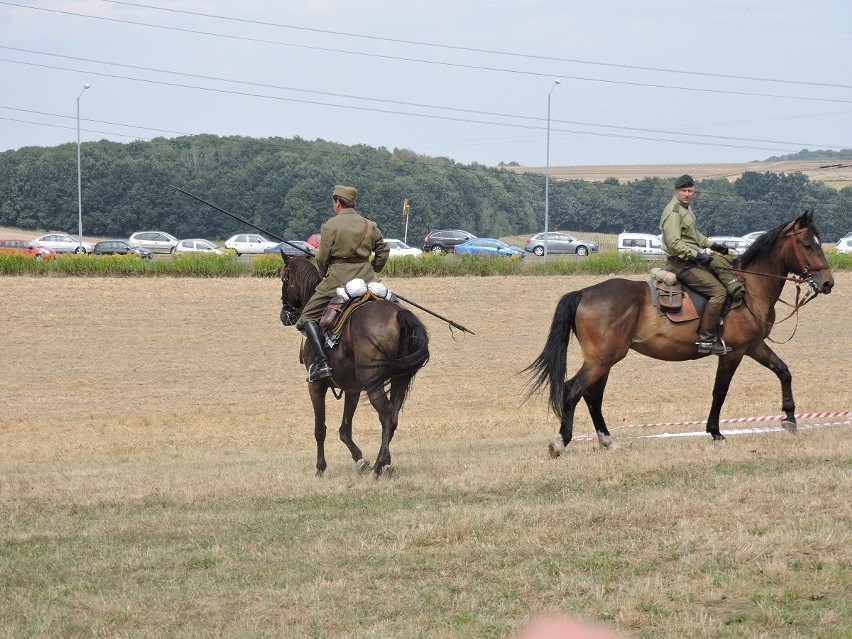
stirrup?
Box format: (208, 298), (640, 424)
(696, 339), (731, 355)
(306, 362), (333, 382)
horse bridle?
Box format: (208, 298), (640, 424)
(730, 223), (830, 295)
(280, 267), (301, 326)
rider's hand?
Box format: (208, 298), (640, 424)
(695, 251), (712, 267)
(710, 242), (730, 255)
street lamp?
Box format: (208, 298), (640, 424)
(76, 83), (91, 249)
(543, 78), (561, 261)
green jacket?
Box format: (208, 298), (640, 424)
(659, 196), (712, 261)
(315, 208), (388, 287)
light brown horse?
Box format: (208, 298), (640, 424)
(279, 256), (429, 476)
(524, 210), (834, 456)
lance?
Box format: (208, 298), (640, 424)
(173, 185), (475, 335)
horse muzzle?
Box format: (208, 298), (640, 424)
(280, 307), (298, 326)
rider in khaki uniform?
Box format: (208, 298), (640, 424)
(296, 185), (389, 381)
(660, 175), (744, 355)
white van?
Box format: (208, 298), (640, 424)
(617, 232), (664, 258)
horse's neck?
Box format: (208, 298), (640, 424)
(741, 253), (789, 310)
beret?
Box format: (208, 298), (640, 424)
(674, 174), (694, 189)
(333, 185), (357, 203)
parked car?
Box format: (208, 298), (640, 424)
(423, 229), (477, 253)
(93, 239), (153, 259)
(224, 233), (278, 255)
(835, 237), (852, 254)
(0, 238), (56, 260)
(385, 239), (422, 257)
(128, 231), (179, 254)
(454, 238), (524, 259)
(706, 236), (753, 254)
(306, 233), (321, 249)
(32, 233), (94, 254)
(263, 240), (316, 257)
(617, 232), (664, 258)
(740, 231), (766, 242)
(525, 232), (598, 256)
(173, 238), (224, 254)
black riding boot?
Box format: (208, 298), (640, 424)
(300, 320), (333, 382)
(696, 300), (730, 355)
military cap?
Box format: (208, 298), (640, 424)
(674, 174), (694, 189)
(333, 185), (357, 203)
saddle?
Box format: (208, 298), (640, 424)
(647, 268), (741, 323)
(318, 280), (398, 348)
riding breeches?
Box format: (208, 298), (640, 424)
(665, 256), (727, 305)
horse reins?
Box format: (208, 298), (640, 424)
(728, 224), (829, 338)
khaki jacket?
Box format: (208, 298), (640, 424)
(660, 196), (712, 261)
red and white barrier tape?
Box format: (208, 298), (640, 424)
(568, 413), (851, 444)
(613, 410), (852, 432)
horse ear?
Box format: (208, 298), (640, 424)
(799, 209), (814, 228)
(281, 252), (290, 265)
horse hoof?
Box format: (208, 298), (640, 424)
(355, 458), (371, 474)
(382, 465), (395, 479)
(711, 432), (726, 442)
(782, 420), (797, 434)
(597, 434), (618, 450)
(316, 469), (325, 477)
(548, 436), (565, 459)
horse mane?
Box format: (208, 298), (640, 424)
(736, 210), (821, 269)
(286, 256), (321, 304)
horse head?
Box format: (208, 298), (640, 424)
(781, 210), (834, 295)
(739, 210), (834, 296)
(279, 255), (320, 326)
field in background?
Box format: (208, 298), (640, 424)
(510, 159), (852, 189)
(2, 274), (850, 638)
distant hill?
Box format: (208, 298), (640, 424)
(764, 148), (852, 162)
(507, 159), (852, 189)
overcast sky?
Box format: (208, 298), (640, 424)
(1, 0), (850, 167)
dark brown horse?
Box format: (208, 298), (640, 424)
(279, 255), (429, 476)
(524, 211), (834, 456)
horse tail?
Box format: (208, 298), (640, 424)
(522, 290), (582, 419)
(365, 309), (430, 408)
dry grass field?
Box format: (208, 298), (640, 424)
(510, 160), (852, 189)
(1, 273), (850, 638)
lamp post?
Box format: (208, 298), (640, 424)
(543, 78), (561, 261)
(76, 83), (91, 249)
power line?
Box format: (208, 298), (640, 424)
(2, 1), (850, 103)
(3, 47), (848, 152)
(97, 0), (852, 91)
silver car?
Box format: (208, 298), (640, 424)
(32, 233), (95, 254)
(128, 231), (179, 254)
(525, 232), (599, 256)
(174, 238), (224, 254)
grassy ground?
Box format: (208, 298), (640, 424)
(1, 274), (850, 638)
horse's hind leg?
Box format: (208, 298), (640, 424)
(584, 372), (617, 449)
(552, 363), (610, 457)
(339, 391), (370, 474)
(366, 385), (395, 477)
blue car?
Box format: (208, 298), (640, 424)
(454, 238), (524, 259)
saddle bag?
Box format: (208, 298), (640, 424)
(319, 295), (348, 330)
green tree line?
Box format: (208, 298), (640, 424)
(1, 135), (849, 243)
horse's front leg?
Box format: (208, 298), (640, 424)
(706, 353), (744, 440)
(309, 382), (329, 476)
(339, 391), (370, 474)
(746, 341), (797, 433)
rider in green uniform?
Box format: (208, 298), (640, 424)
(660, 175), (744, 355)
(296, 185), (389, 381)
